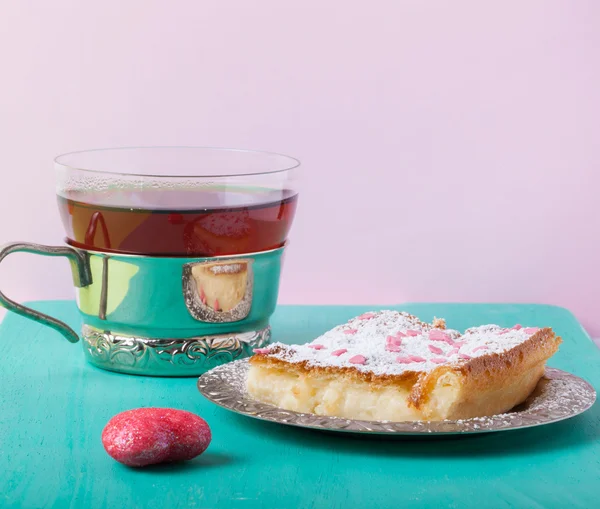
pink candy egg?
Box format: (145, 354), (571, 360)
(102, 408), (211, 467)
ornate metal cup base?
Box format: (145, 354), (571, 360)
(81, 325), (271, 377)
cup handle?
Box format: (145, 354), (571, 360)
(0, 242), (92, 343)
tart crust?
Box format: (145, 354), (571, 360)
(247, 319), (561, 421)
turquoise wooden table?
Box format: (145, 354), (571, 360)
(1, 301), (598, 509)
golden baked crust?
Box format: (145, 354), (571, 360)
(409, 328), (560, 419)
(247, 312), (561, 421)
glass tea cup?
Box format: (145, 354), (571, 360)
(0, 147), (300, 376)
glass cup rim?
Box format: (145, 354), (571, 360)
(54, 146), (301, 179)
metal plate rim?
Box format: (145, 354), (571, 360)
(197, 360), (596, 436)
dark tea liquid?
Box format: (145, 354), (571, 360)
(57, 187), (298, 256)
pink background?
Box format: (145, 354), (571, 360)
(1, 2), (599, 332)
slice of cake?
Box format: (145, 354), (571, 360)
(247, 311), (561, 421)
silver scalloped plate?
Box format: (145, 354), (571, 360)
(197, 360), (596, 435)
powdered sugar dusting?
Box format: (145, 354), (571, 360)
(258, 311), (546, 376)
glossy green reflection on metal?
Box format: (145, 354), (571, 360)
(76, 248), (283, 335)
(0, 241), (284, 376)
(75, 247), (284, 376)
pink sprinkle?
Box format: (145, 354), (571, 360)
(395, 331), (406, 338)
(429, 329), (455, 345)
(348, 355), (366, 365)
(450, 348), (460, 355)
(385, 344), (402, 352)
(358, 313), (376, 320)
(405, 329), (420, 337)
(386, 335), (402, 346)
(431, 357), (446, 364)
(428, 345), (444, 355)
(429, 329), (448, 340)
(396, 356), (413, 364)
(472, 345), (489, 352)
(331, 349), (347, 356)
(214, 298), (220, 311)
(453, 341), (466, 347)
(498, 329), (510, 335)
(308, 344), (326, 350)
(500, 325), (523, 334)
(253, 348), (270, 354)
(524, 327), (540, 334)
(459, 353), (472, 360)
(343, 329), (358, 335)
(409, 355), (426, 362)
